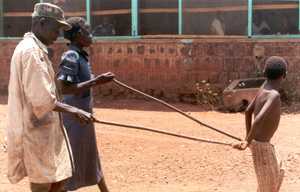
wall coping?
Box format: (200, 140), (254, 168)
(2, 35), (300, 44)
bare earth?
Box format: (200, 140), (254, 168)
(1, 99), (300, 192)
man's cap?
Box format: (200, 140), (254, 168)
(32, 3), (71, 30)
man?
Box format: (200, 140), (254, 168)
(7, 3), (93, 192)
(253, 12), (271, 35)
(92, 16), (116, 36)
(210, 12), (225, 36)
(233, 56), (287, 191)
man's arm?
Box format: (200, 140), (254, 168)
(246, 92), (280, 144)
(58, 72), (115, 95)
(54, 101), (93, 123)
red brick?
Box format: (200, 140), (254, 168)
(1, 39), (300, 99)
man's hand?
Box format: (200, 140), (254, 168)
(1, 136), (7, 152)
(95, 72), (115, 84)
(74, 109), (93, 124)
(232, 140), (248, 150)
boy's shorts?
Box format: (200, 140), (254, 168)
(250, 140), (284, 192)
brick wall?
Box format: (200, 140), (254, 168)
(1, 37), (300, 100)
(0, 40), (18, 94)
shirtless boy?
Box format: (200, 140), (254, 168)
(233, 56), (287, 192)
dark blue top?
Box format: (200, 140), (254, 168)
(57, 45), (93, 111)
(57, 45), (102, 190)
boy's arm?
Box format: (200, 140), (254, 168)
(245, 97), (256, 137)
(232, 96), (256, 150)
(246, 92), (280, 144)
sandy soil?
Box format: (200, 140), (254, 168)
(1, 99), (300, 192)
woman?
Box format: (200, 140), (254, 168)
(57, 17), (114, 192)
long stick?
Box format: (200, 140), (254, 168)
(113, 79), (241, 141)
(94, 118), (232, 146)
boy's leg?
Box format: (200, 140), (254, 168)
(30, 183), (51, 192)
(276, 157), (285, 192)
(97, 177), (109, 192)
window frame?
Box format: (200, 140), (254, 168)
(0, 0), (300, 40)
(249, 0), (300, 39)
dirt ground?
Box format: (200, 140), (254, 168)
(1, 98), (300, 192)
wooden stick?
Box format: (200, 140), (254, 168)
(94, 118), (232, 146)
(113, 79), (241, 141)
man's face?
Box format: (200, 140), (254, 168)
(40, 17), (63, 45)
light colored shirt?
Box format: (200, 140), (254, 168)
(253, 21), (271, 35)
(210, 18), (225, 35)
(7, 32), (72, 184)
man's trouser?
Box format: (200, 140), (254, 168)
(30, 181), (65, 192)
(30, 183), (51, 192)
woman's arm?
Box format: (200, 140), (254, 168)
(58, 72), (114, 95)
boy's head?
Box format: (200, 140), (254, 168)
(64, 17), (92, 47)
(264, 56), (288, 80)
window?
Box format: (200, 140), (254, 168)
(91, 0), (131, 36)
(139, 0), (178, 35)
(252, 0), (299, 35)
(43, 0), (86, 18)
(1, 0), (39, 37)
(183, 0), (248, 36)
(1, 0), (300, 39)
(0, 0), (86, 37)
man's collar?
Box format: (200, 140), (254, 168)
(24, 32), (49, 54)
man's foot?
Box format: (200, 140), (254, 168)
(1, 142), (7, 152)
(98, 178), (109, 192)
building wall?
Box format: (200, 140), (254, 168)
(1, 38), (300, 100)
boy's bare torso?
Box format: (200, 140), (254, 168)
(252, 89), (281, 142)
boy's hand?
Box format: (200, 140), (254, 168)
(95, 72), (115, 84)
(232, 140), (248, 150)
